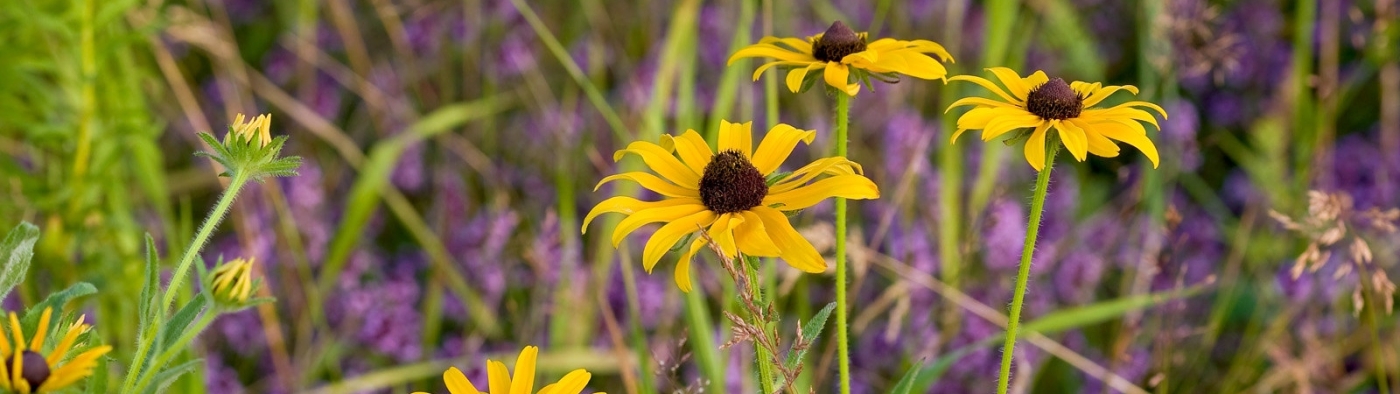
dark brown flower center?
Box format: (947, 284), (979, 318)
(21, 350), (49, 389)
(699, 150), (768, 214)
(1025, 78), (1083, 120)
(812, 21), (867, 63)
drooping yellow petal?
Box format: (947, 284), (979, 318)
(718, 120), (754, 157)
(612, 203), (709, 247)
(762, 175), (880, 211)
(769, 157), (864, 194)
(870, 52), (947, 80)
(751, 207), (826, 273)
(641, 210), (716, 273)
(786, 63), (825, 93)
(945, 97), (1017, 111)
(1070, 119), (1121, 158)
(593, 172), (698, 199)
(510, 346), (538, 394)
(537, 369), (593, 394)
(1024, 123), (1052, 171)
(487, 360), (512, 394)
(444, 367), (482, 394)
(751, 124), (816, 175)
(613, 141), (700, 188)
(29, 308), (50, 350)
(705, 213), (745, 261)
(663, 130), (715, 174)
(752, 61), (811, 81)
(38, 345), (111, 392)
(759, 36), (814, 53)
(582, 196), (702, 233)
(1106, 100), (1169, 119)
(948, 75), (1020, 104)
(986, 67), (1031, 100)
(1053, 119), (1090, 162)
(1091, 121), (1160, 168)
(734, 211), (782, 257)
(823, 63), (859, 96)
(673, 237), (707, 292)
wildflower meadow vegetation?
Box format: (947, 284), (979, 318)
(0, 0), (1397, 393)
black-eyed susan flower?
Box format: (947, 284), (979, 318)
(412, 346), (603, 394)
(728, 21), (954, 97)
(209, 257), (257, 305)
(583, 121), (880, 292)
(946, 67), (1168, 171)
(0, 308), (111, 393)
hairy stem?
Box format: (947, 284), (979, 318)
(834, 91), (852, 394)
(997, 141), (1059, 394)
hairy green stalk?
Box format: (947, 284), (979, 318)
(131, 312), (218, 392)
(743, 256), (778, 393)
(834, 91), (852, 394)
(122, 171), (250, 393)
(996, 142), (1059, 394)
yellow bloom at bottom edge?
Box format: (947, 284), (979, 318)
(413, 346), (605, 394)
(0, 308), (112, 393)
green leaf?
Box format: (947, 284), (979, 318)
(890, 348), (970, 394)
(84, 354), (110, 394)
(0, 222), (40, 302)
(159, 295), (208, 352)
(764, 171), (792, 186)
(137, 234), (162, 375)
(784, 302), (836, 371)
(23, 282), (97, 328)
(141, 358), (201, 394)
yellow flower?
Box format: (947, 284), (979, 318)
(228, 113), (272, 147)
(209, 257), (257, 304)
(946, 67), (1168, 171)
(412, 346), (603, 394)
(0, 308), (112, 393)
(728, 21), (954, 97)
(583, 121), (880, 292)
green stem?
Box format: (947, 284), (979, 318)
(743, 256), (778, 394)
(996, 142), (1058, 394)
(833, 91), (851, 394)
(123, 172), (249, 393)
(131, 312), (217, 393)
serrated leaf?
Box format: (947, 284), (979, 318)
(141, 358), (201, 394)
(22, 282), (97, 327)
(783, 302), (836, 371)
(0, 222), (40, 302)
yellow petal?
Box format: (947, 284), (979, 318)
(642, 210), (716, 273)
(487, 360), (511, 394)
(751, 124), (816, 175)
(786, 63), (825, 93)
(1053, 119), (1090, 162)
(868, 52), (947, 80)
(1093, 121), (1160, 168)
(9, 313), (24, 352)
(1107, 100), (1169, 119)
(1081, 85), (1139, 107)
(752, 206), (826, 273)
(664, 130), (714, 174)
(444, 367), (483, 394)
(981, 114), (1044, 142)
(1024, 123), (1051, 171)
(949, 74), (1020, 104)
(538, 369), (593, 394)
(613, 141), (699, 188)
(582, 196), (701, 233)
(594, 172), (698, 199)
(945, 96), (1017, 112)
(510, 346), (538, 394)
(986, 67), (1031, 100)
(728, 43), (818, 65)
(1023, 70), (1049, 89)
(673, 237), (707, 292)
(735, 211), (782, 257)
(612, 203), (709, 247)
(823, 63), (859, 97)
(769, 157), (864, 194)
(1071, 119), (1121, 158)
(705, 213), (745, 261)
(29, 308), (50, 350)
(762, 174), (880, 211)
(760, 36), (814, 53)
(751, 61), (809, 81)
